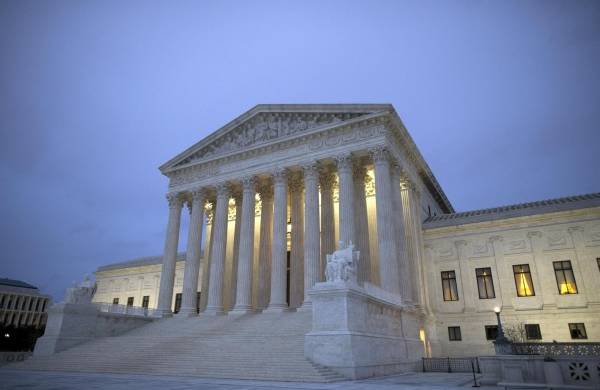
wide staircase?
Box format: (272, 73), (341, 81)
(8, 311), (345, 382)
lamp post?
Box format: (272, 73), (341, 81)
(493, 306), (511, 354)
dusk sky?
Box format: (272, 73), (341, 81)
(1, 1), (599, 301)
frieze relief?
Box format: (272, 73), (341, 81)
(168, 123), (385, 190)
(436, 245), (456, 260)
(545, 231), (571, 250)
(470, 241), (492, 258)
(585, 223), (600, 246)
(502, 239), (531, 254)
(175, 112), (367, 168)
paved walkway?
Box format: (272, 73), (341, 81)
(0, 369), (498, 390)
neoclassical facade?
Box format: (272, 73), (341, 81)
(92, 104), (600, 360)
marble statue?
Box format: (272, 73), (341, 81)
(64, 274), (97, 304)
(325, 241), (359, 284)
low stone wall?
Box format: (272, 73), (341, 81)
(34, 303), (153, 356)
(305, 282), (423, 379)
(0, 351), (32, 366)
(480, 355), (600, 388)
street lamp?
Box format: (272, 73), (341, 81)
(493, 306), (511, 354)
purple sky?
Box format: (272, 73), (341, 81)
(1, 1), (599, 300)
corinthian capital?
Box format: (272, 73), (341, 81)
(215, 183), (231, 199)
(319, 169), (337, 190)
(335, 153), (353, 173)
(272, 168), (288, 186)
(166, 192), (183, 209)
(288, 171), (304, 193)
(302, 161), (319, 180)
(369, 146), (390, 165)
(190, 188), (206, 202)
(241, 176), (257, 192)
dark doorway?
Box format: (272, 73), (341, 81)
(286, 251), (291, 305)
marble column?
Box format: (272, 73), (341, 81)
(156, 192), (183, 316)
(335, 153), (355, 246)
(401, 177), (424, 306)
(257, 183), (273, 310)
(353, 164), (371, 285)
(231, 176), (257, 314)
(228, 193), (242, 310)
(179, 189), (206, 316)
(319, 170), (336, 279)
(301, 162), (320, 307)
(204, 183), (230, 315)
(289, 172), (304, 309)
(370, 146), (401, 295)
(391, 163), (411, 302)
(199, 203), (215, 312)
(265, 169), (289, 312)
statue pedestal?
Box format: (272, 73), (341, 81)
(304, 282), (423, 379)
(34, 303), (99, 356)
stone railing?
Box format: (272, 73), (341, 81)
(510, 342), (600, 357)
(94, 303), (160, 318)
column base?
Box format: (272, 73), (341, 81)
(201, 306), (226, 316)
(175, 307), (198, 317)
(228, 305), (254, 315)
(296, 301), (312, 312)
(156, 309), (173, 318)
(263, 304), (291, 313)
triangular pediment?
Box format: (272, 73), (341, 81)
(160, 104), (392, 172)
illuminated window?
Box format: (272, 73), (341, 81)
(525, 324), (542, 340)
(441, 271), (459, 301)
(553, 261), (578, 295)
(513, 264), (535, 297)
(112, 297), (119, 305)
(485, 325), (498, 340)
(141, 296), (150, 309)
(127, 297), (134, 306)
(569, 323), (587, 339)
(476, 267), (496, 299)
(448, 326), (461, 341)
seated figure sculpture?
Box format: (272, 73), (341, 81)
(325, 241), (359, 285)
(64, 274), (97, 304)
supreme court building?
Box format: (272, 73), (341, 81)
(82, 104), (600, 378)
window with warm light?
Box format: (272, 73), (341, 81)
(441, 271), (459, 301)
(553, 260), (578, 295)
(476, 267), (496, 299)
(513, 264), (535, 297)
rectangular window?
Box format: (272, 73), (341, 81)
(448, 326), (461, 341)
(441, 271), (459, 301)
(569, 323), (587, 339)
(142, 296), (150, 309)
(525, 324), (542, 340)
(127, 297), (134, 306)
(513, 264), (535, 297)
(485, 325), (498, 340)
(553, 261), (578, 294)
(112, 297), (119, 305)
(476, 267), (496, 299)
(173, 293), (182, 314)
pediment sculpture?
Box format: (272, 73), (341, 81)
(325, 241), (359, 285)
(64, 274), (97, 304)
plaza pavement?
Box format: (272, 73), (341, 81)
(0, 369), (500, 390)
